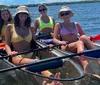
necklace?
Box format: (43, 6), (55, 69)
(63, 22), (75, 41)
(63, 22), (74, 32)
(16, 26), (29, 38)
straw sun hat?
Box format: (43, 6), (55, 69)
(58, 6), (74, 18)
(14, 5), (29, 16)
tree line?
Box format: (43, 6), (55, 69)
(0, 0), (100, 9)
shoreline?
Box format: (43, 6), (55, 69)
(0, 1), (100, 8)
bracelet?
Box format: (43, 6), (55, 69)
(58, 41), (61, 44)
(49, 74), (54, 78)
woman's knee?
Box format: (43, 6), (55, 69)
(79, 35), (88, 41)
(77, 40), (84, 53)
(61, 45), (66, 51)
(77, 40), (84, 46)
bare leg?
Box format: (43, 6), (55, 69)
(76, 40), (84, 53)
(79, 35), (95, 49)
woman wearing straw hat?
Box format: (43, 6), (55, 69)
(34, 4), (55, 44)
(53, 6), (95, 70)
(5, 5), (63, 85)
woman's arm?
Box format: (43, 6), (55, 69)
(51, 16), (55, 30)
(53, 23), (62, 44)
(5, 24), (12, 54)
(30, 26), (35, 41)
(34, 18), (39, 33)
(75, 22), (85, 35)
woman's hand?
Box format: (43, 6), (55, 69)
(44, 73), (63, 85)
(58, 41), (66, 45)
(8, 51), (18, 56)
(51, 73), (63, 85)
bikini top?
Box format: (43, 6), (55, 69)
(1, 21), (12, 37)
(38, 16), (54, 31)
(1, 24), (6, 37)
(11, 24), (32, 43)
(60, 23), (78, 36)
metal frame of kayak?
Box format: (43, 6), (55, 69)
(0, 57), (41, 84)
(0, 40), (100, 85)
(0, 40), (84, 84)
(36, 40), (84, 81)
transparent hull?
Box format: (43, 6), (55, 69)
(0, 41), (100, 85)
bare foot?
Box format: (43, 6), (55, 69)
(51, 73), (63, 85)
(92, 74), (100, 78)
(43, 73), (63, 85)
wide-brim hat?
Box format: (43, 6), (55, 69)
(14, 6), (29, 17)
(58, 6), (74, 18)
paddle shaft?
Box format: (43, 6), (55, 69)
(0, 44), (61, 59)
(0, 48), (100, 73)
(36, 34), (51, 39)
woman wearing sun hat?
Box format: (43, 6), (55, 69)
(5, 5), (35, 64)
(5, 5), (63, 85)
(53, 6), (95, 70)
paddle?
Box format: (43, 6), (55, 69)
(0, 43), (62, 59)
(0, 43), (5, 50)
(36, 34), (51, 39)
(0, 48), (100, 73)
(90, 34), (100, 42)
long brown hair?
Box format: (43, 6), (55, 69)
(0, 8), (12, 34)
(14, 13), (31, 28)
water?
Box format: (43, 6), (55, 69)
(10, 2), (100, 36)
(2, 2), (100, 85)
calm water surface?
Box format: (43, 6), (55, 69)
(10, 2), (100, 36)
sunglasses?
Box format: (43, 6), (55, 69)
(39, 8), (47, 12)
(60, 11), (70, 16)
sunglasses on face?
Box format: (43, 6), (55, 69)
(60, 11), (70, 16)
(39, 8), (47, 12)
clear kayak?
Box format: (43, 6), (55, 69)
(36, 40), (100, 85)
(0, 40), (100, 85)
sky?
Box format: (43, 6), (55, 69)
(0, 0), (81, 6)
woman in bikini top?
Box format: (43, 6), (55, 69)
(5, 6), (63, 85)
(59, 22), (78, 43)
(53, 6), (94, 53)
(34, 4), (55, 44)
(34, 4), (55, 35)
(0, 8), (13, 43)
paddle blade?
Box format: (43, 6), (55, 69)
(90, 34), (100, 42)
(0, 43), (5, 50)
(26, 59), (63, 72)
(84, 49), (100, 59)
(41, 39), (53, 44)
